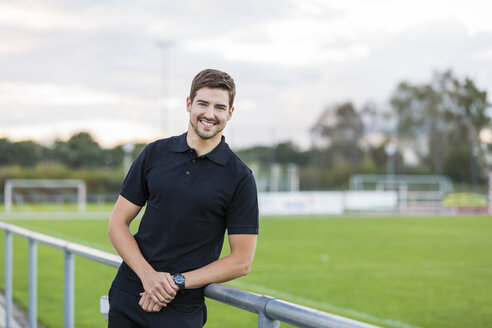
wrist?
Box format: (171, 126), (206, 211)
(172, 273), (186, 290)
(135, 263), (156, 281)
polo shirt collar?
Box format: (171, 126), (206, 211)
(172, 132), (232, 165)
(172, 133), (191, 152)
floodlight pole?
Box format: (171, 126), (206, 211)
(5, 180), (12, 212)
(489, 170), (492, 216)
(122, 143), (135, 175)
(385, 143), (397, 177)
(157, 40), (175, 138)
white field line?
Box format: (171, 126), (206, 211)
(228, 280), (421, 328)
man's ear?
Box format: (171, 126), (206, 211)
(186, 97), (191, 112)
(227, 106), (235, 121)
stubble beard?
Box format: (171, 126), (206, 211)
(191, 117), (225, 140)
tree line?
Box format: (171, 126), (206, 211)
(0, 132), (145, 168)
(1, 70), (490, 193)
(239, 70), (491, 190)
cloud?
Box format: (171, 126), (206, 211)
(1, 0), (492, 150)
(472, 46), (492, 61)
(0, 82), (126, 106)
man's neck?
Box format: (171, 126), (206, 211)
(186, 129), (222, 157)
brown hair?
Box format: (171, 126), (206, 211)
(189, 69), (236, 108)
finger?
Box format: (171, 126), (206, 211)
(155, 292), (167, 304)
(154, 284), (174, 301)
(141, 298), (151, 312)
(139, 294), (148, 307)
(148, 290), (164, 302)
(152, 303), (161, 312)
(150, 293), (168, 307)
(147, 281), (172, 305)
(146, 301), (155, 312)
(151, 284), (172, 303)
(166, 274), (179, 291)
(162, 280), (178, 296)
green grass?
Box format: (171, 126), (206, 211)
(0, 215), (491, 327)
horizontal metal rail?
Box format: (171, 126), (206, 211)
(204, 284), (379, 328)
(0, 222), (121, 267)
(1, 222), (379, 328)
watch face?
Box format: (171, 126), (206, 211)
(174, 274), (185, 285)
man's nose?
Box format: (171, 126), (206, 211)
(203, 106), (214, 118)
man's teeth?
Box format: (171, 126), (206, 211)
(200, 120), (215, 126)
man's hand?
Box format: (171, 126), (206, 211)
(140, 270), (178, 306)
(139, 292), (163, 312)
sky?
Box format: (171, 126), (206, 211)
(1, 0), (492, 150)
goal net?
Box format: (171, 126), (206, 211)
(4, 179), (86, 212)
(249, 163), (300, 192)
(349, 174), (454, 214)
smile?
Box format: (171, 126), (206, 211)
(199, 119), (217, 127)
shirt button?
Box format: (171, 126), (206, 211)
(186, 171), (190, 175)
(192, 159), (196, 163)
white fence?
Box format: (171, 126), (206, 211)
(0, 222), (379, 328)
(258, 191), (398, 216)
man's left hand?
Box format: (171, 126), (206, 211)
(139, 292), (164, 312)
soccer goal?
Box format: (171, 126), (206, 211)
(250, 163), (300, 192)
(349, 174), (454, 214)
(4, 179), (86, 212)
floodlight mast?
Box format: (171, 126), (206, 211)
(122, 142), (135, 175)
(384, 142), (397, 177)
(5, 180), (13, 212)
(157, 40), (175, 138)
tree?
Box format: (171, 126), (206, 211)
(390, 79), (444, 172)
(390, 70), (490, 184)
(235, 142), (310, 166)
(10, 140), (46, 167)
(63, 131), (104, 168)
(272, 142), (310, 166)
(311, 102), (364, 167)
(0, 138), (13, 165)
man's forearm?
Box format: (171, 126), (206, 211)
(181, 234), (257, 289)
(108, 217), (178, 306)
(108, 221), (154, 279)
(182, 254), (251, 289)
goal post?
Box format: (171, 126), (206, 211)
(349, 174), (454, 213)
(4, 179), (86, 212)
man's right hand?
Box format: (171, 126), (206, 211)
(140, 270), (179, 306)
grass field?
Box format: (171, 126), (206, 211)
(0, 214), (491, 327)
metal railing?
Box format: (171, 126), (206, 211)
(1, 222), (379, 328)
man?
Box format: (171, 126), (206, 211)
(107, 69), (259, 327)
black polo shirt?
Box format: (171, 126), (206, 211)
(112, 133), (259, 294)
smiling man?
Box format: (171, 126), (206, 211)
(107, 69), (259, 327)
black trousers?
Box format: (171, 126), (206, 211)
(108, 285), (207, 328)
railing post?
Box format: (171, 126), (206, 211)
(257, 295), (280, 328)
(64, 250), (75, 328)
(28, 238), (38, 328)
(5, 230), (13, 328)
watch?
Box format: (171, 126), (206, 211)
(173, 273), (186, 290)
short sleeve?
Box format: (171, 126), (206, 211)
(225, 171), (259, 234)
(120, 145), (150, 207)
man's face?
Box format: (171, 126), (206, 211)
(187, 87), (234, 140)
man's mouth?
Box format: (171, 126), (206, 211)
(199, 118), (217, 127)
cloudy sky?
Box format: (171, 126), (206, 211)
(1, 0), (492, 149)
